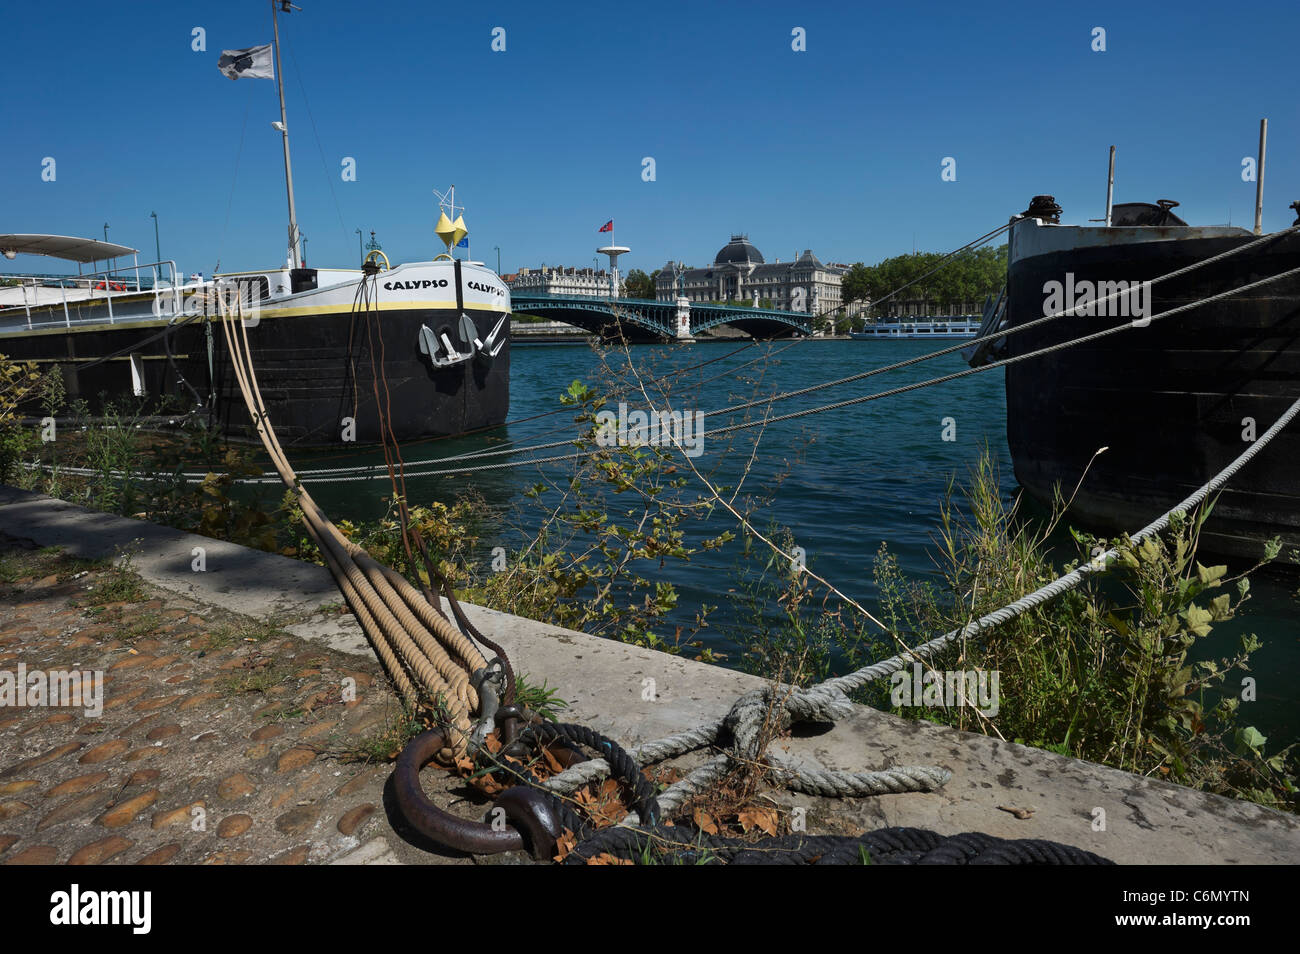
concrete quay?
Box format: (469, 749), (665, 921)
(1, 486), (1296, 865)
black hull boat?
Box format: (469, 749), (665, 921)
(0, 257), (511, 446)
(975, 196), (1300, 562)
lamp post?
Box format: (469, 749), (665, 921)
(494, 245), (500, 274)
(356, 228), (363, 264)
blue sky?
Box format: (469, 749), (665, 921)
(3, 0), (1297, 277)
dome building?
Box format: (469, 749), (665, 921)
(654, 235), (851, 318)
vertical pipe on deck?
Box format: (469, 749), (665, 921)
(1254, 119), (1268, 236)
(1104, 146), (1116, 227)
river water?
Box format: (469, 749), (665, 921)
(300, 337), (1297, 742)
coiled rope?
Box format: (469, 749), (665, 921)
(487, 722), (1108, 864)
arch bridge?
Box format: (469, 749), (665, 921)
(510, 293), (811, 342)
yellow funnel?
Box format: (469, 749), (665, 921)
(450, 215), (468, 248)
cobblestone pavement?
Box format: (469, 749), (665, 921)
(0, 538), (483, 865)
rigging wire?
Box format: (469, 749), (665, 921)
(277, 221), (1013, 466)
(202, 258), (1300, 484)
(285, 337), (763, 466)
(213, 81), (256, 275)
(36, 258), (1300, 487)
(282, 33), (351, 252)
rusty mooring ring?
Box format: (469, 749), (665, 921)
(393, 728), (526, 855)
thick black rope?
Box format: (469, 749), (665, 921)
(563, 824), (1114, 865)
(493, 723), (1111, 865)
(477, 721), (660, 841)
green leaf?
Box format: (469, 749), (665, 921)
(1182, 605), (1213, 637)
(1235, 726), (1267, 755)
(1208, 593), (1232, 621)
(1195, 562), (1227, 586)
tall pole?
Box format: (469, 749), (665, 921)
(271, 1), (301, 268)
(494, 245), (501, 273)
(1104, 145), (1115, 227)
(356, 228), (362, 263)
(150, 212), (161, 264)
(1254, 118), (1268, 236)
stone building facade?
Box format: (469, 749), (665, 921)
(506, 265), (618, 297)
(654, 235), (858, 317)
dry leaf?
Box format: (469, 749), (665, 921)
(587, 853), (634, 866)
(737, 808), (779, 836)
(541, 745), (567, 774)
(554, 829), (577, 863)
(693, 808), (719, 835)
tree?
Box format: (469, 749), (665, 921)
(622, 268), (655, 300)
(846, 245), (1007, 317)
(842, 263), (873, 305)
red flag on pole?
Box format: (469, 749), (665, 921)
(598, 220), (613, 232)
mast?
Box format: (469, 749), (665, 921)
(271, 1), (301, 269)
(1254, 118), (1268, 236)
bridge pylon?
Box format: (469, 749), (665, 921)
(675, 297), (693, 340)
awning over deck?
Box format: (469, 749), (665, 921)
(0, 234), (138, 263)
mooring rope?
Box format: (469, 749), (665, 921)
(562, 821), (1113, 865)
(539, 390), (1300, 804)
(214, 291), (489, 759)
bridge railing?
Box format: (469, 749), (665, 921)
(513, 292), (811, 319)
(509, 292), (813, 339)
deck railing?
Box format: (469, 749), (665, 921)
(1, 260), (186, 329)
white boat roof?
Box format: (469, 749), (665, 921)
(0, 233), (139, 263)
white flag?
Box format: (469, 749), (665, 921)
(218, 44), (274, 81)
